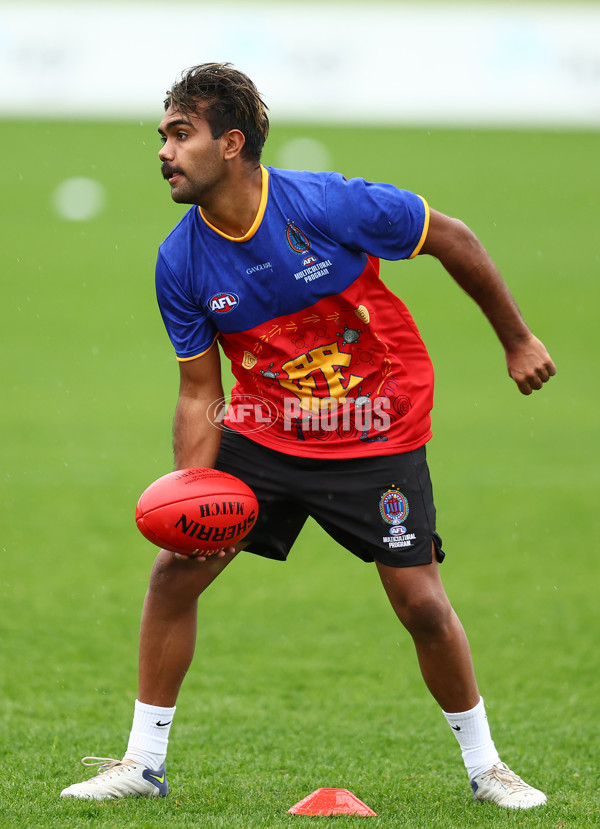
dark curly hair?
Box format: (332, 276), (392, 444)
(164, 63), (269, 163)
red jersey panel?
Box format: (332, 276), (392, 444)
(220, 256), (433, 457)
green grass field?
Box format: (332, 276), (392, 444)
(2, 120), (599, 828)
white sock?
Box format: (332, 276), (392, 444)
(124, 699), (176, 770)
(443, 697), (501, 779)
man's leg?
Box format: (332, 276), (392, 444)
(61, 548), (237, 799)
(376, 547), (546, 809)
(138, 549), (238, 706)
(375, 549), (478, 713)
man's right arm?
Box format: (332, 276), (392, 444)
(173, 343), (224, 471)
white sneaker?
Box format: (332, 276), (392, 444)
(471, 762), (547, 809)
(60, 757), (168, 800)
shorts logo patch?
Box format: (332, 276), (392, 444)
(379, 488), (409, 525)
(208, 292), (239, 313)
(380, 489), (415, 549)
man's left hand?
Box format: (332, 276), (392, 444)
(506, 334), (556, 395)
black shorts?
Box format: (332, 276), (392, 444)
(214, 429), (444, 568)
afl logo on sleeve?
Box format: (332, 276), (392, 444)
(208, 292), (239, 313)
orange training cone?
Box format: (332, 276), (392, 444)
(287, 788), (377, 816)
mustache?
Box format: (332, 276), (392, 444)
(161, 163), (184, 180)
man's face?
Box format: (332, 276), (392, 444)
(158, 104), (225, 204)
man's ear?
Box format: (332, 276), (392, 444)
(222, 129), (246, 160)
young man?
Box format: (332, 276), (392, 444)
(61, 63), (555, 808)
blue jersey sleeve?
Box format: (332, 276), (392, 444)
(324, 173), (429, 261)
(155, 250), (218, 360)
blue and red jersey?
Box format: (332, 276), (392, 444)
(156, 165), (434, 458)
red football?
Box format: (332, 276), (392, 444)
(136, 468), (259, 557)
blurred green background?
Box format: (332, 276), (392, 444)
(1, 116), (599, 827)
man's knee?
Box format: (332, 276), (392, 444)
(148, 550), (185, 593)
(385, 580), (454, 638)
(378, 560), (454, 634)
(147, 547), (236, 600)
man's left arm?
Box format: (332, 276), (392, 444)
(419, 208), (556, 395)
